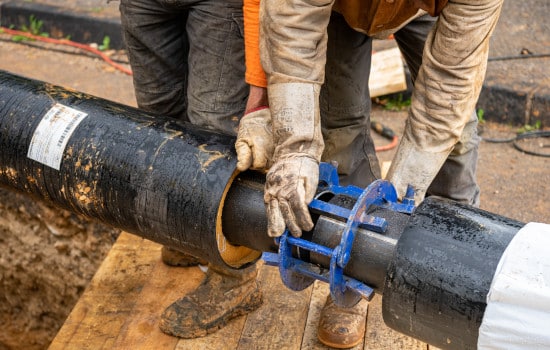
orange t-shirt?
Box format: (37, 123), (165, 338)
(243, 0), (267, 88)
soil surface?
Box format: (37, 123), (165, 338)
(0, 38), (548, 350)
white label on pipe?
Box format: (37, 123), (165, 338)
(27, 103), (88, 170)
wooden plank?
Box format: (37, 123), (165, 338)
(53, 233), (434, 350)
(112, 241), (205, 349)
(368, 47), (407, 98)
(50, 232), (204, 350)
(301, 281), (332, 350)
(363, 295), (427, 350)
(237, 264), (312, 350)
(174, 318), (244, 350)
(380, 161), (392, 180)
(50, 233), (159, 349)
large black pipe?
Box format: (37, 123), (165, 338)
(0, 69), (260, 268)
(0, 70), (410, 280)
(0, 71), (528, 348)
(223, 173), (527, 348)
(383, 197), (524, 349)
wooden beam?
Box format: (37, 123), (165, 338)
(369, 47), (407, 98)
(238, 264), (312, 349)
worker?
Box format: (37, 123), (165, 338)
(236, 0), (502, 347)
(119, 0), (265, 339)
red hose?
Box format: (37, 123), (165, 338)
(371, 121), (399, 152)
(375, 135), (399, 152)
(0, 27), (133, 76)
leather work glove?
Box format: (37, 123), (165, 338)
(264, 83), (324, 238)
(386, 134), (448, 203)
(235, 107), (274, 172)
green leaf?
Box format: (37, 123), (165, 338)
(98, 35), (111, 51)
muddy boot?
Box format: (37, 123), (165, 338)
(317, 296), (369, 349)
(161, 246), (208, 267)
(159, 263), (263, 338)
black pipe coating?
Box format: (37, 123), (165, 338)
(0, 70), (252, 267)
(0, 71), (529, 349)
(383, 197), (524, 349)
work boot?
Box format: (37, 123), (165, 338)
(317, 296), (369, 349)
(161, 246), (208, 267)
(159, 263), (263, 338)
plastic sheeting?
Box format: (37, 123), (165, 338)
(478, 222), (550, 349)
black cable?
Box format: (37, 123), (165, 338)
(512, 131), (550, 157)
(481, 129), (550, 157)
(480, 135), (517, 143)
(488, 53), (550, 62)
(477, 125), (517, 143)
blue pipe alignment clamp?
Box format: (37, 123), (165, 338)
(262, 162), (416, 307)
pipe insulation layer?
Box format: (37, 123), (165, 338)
(0, 70), (260, 268)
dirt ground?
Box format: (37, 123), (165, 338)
(0, 38), (548, 350)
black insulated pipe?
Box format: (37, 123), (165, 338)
(0, 70), (529, 349)
(0, 69), (260, 268)
(383, 197), (525, 349)
(0, 69), (412, 278)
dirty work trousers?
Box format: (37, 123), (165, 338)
(119, 0), (247, 136)
(322, 12), (480, 206)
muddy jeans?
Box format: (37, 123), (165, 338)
(321, 12), (480, 205)
(119, 0), (247, 136)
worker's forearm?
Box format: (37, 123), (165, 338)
(245, 85), (268, 114)
(387, 0), (503, 201)
(405, 0), (504, 151)
(260, 0), (334, 85)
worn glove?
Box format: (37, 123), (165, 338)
(264, 83), (324, 237)
(386, 134), (448, 203)
(235, 107), (274, 172)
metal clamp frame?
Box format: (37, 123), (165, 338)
(262, 162), (415, 307)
